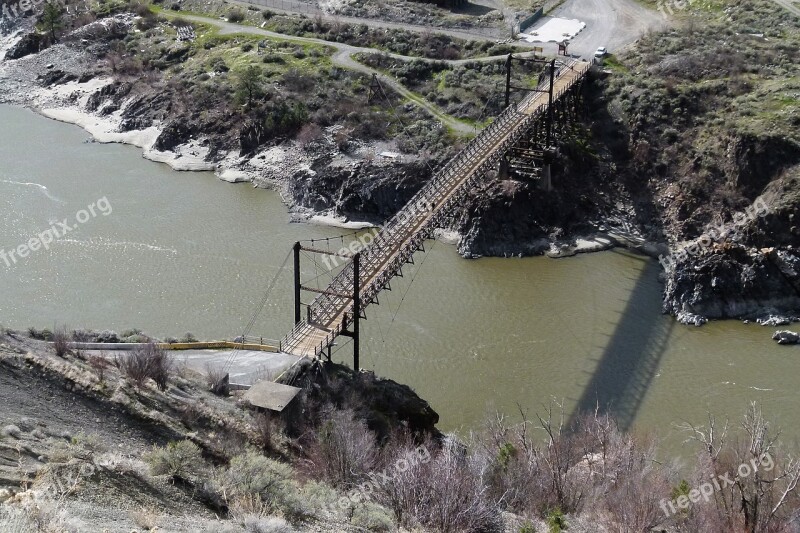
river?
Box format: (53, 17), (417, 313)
(2, 104), (798, 456)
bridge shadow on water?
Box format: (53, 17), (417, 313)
(567, 251), (675, 433)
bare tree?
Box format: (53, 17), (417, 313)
(679, 404), (800, 533)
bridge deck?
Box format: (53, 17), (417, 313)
(282, 59), (591, 358)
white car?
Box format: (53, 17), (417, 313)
(594, 46), (608, 58)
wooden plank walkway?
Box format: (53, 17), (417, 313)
(281, 59), (592, 358)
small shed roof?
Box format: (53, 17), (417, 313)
(244, 381), (302, 412)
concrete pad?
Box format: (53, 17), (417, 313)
(520, 17), (586, 43)
(243, 381), (302, 412)
(92, 349), (299, 386)
(170, 349), (299, 385)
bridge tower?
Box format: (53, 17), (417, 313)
(292, 241), (362, 371)
(502, 54), (586, 190)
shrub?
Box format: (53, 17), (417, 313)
(180, 332), (198, 343)
(376, 438), (502, 532)
(89, 355), (111, 382)
(228, 8), (246, 23)
(205, 363), (229, 396)
(52, 326), (69, 358)
(1, 425), (21, 439)
(27, 327), (53, 341)
(242, 515), (293, 533)
(219, 452), (308, 520)
(253, 412), (275, 452)
(263, 102), (308, 138)
(221, 452), (294, 502)
(296, 122), (323, 146)
(309, 409), (379, 488)
(96, 330), (120, 343)
(546, 508), (566, 533)
(300, 480), (338, 517)
(119, 343), (172, 390)
(71, 329), (94, 342)
(144, 440), (203, 480)
(129, 507), (160, 531)
(351, 502), (395, 531)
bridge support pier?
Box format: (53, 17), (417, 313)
(542, 164), (552, 192)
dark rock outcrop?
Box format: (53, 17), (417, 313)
(37, 69), (77, 87)
(5, 32), (41, 60)
(662, 245), (800, 321)
(725, 134), (800, 199)
(86, 81), (131, 112)
(773, 330), (800, 345)
(153, 120), (198, 152)
(289, 159), (433, 223)
(278, 359), (441, 441)
(458, 179), (556, 257)
(239, 120), (268, 155)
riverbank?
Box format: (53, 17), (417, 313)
(3, 334), (800, 532)
(2, 0), (799, 329)
(0, 14), (658, 257)
(6, 102), (800, 460)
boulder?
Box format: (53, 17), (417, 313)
(5, 32), (41, 60)
(773, 330), (800, 345)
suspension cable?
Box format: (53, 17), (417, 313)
(222, 248), (293, 372)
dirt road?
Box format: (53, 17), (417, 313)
(771, 0), (800, 17)
(526, 0), (666, 58)
(233, 0), (514, 42)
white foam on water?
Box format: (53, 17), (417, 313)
(0, 179), (63, 203)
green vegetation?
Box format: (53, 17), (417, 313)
(546, 508), (566, 532)
(258, 13), (522, 59)
(159, 0), (522, 60)
(598, 53), (628, 73)
(600, 0), (799, 239)
(75, 4), (451, 154)
(144, 439), (203, 480)
(357, 52), (544, 123)
(40, 1), (64, 41)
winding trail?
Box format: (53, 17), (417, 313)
(177, 12), (535, 134)
(231, 0), (514, 42)
(176, 0), (668, 131)
(770, 0), (800, 17)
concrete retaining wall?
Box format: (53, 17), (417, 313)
(65, 341), (279, 352)
(519, 7), (544, 32)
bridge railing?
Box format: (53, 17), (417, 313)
(299, 61), (577, 330)
(283, 60), (588, 354)
(303, 102), (535, 327)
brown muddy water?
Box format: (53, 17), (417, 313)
(2, 104), (799, 457)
